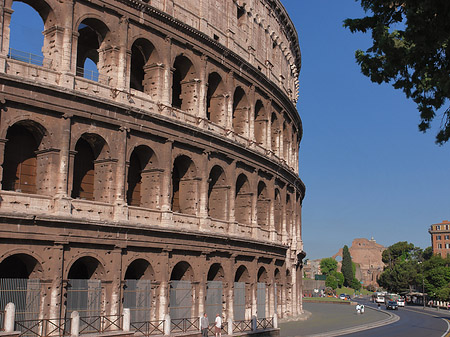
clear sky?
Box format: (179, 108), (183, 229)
(9, 1), (450, 261)
(282, 0), (450, 260)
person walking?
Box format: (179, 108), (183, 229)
(201, 313), (209, 337)
(214, 314), (222, 337)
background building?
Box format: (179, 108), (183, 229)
(429, 220), (450, 257)
(0, 0), (305, 334)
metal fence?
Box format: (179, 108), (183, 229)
(233, 282), (245, 320)
(66, 279), (101, 332)
(131, 320), (164, 336)
(0, 279), (41, 337)
(7, 48), (48, 67)
(205, 281), (222, 319)
(256, 317), (274, 330)
(169, 281), (192, 320)
(123, 279), (152, 323)
(232, 319), (252, 333)
(78, 315), (121, 334)
(170, 317), (199, 333)
(15, 318), (71, 337)
(256, 283), (266, 319)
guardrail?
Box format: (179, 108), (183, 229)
(131, 320), (164, 336)
(78, 315), (122, 334)
(7, 48), (50, 67)
(170, 317), (199, 333)
(232, 319), (253, 333)
(15, 318), (71, 337)
(256, 317), (274, 330)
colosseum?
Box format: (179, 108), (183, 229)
(0, 0), (305, 335)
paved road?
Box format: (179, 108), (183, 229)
(344, 299), (450, 337)
(280, 298), (450, 337)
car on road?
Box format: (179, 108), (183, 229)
(397, 298), (405, 307)
(339, 294), (346, 300)
(386, 300), (399, 310)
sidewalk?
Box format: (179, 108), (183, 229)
(279, 302), (397, 337)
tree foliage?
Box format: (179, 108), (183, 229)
(341, 245), (353, 287)
(320, 257), (338, 276)
(344, 1), (450, 144)
(381, 241), (416, 266)
(325, 274), (338, 289)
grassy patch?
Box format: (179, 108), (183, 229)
(335, 286), (372, 296)
(303, 297), (346, 302)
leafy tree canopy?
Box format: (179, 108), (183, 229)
(320, 257), (338, 276)
(381, 241), (417, 265)
(342, 245), (354, 287)
(325, 274), (338, 290)
(344, 1), (450, 144)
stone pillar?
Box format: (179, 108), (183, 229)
(108, 247), (123, 320)
(161, 38), (172, 106)
(47, 243), (65, 320)
(198, 55), (207, 120)
(158, 250), (170, 321)
(94, 158), (118, 204)
(0, 138), (8, 188)
(117, 17), (129, 91)
(36, 148), (61, 196)
(56, 114), (71, 196)
(0, 7), (13, 56)
(228, 163), (236, 231)
(248, 86), (255, 141)
(291, 266), (297, 316)
(114, 127), (128, 220)
(143, 63), (165, 102)
(198, 152), (209, 223)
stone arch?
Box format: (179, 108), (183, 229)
(207, 263), (225, 281)
(234, 265), (250, 320)
(208, 165), (228, 220)
(256, 181), (269, 229)
(76, 17), (111, 82)
(170, 261), (194, 281)
(257, 266), (268, 318)
(206, 263), (225, 318)
(283, 122), (291, 162)
(171, 155), (198, 215)
(285, 193), (293, 236)
(172, 55), (198, 113)
(254, 100), (267, 145)
(232, 87), (250, 137)
(124, 259), (154, 280)
(130, 38), (161, 96)
(234, 265), (250, 283)
(235, 173), (251, 226)
(257, 267), (268, 283)
(71, 133), (111, 201)
(127, 145), (160, 208)
(0, 253), (43, 279)
(271, 113), (280, 156)
(2, 120), (50, 194)
(206, 72), (226, 125)
(67, 256), (105, 280)
(274, 188), (282, 234)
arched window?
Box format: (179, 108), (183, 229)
(208, 165), (228, 220)
(254, 100), (267, 145)
(205, 263), (224, 318)
(76, 19), (109, 82)
(274, 189), (282, 235)
(170, 261), (194, 319)
(256, 181), (269, 229)
(2, 124), (41, 194)
(257, 267), (268, 318)
(271, 113), (280, 156)
(235, 174), (251, 226)
(232, 87), (249, 136)
(206, 72), (226, 125)
(172, 55), (197, 113)
(234, 265), (250, 320)
(8, 2), (45, 65)
(286, 194), (293, 236)
(130, 38), (160, 96)
(171, 155), (197, 215)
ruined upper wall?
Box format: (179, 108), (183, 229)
(115, 0), (301, 104)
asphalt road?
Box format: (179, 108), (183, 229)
(344, 298), (450, 337)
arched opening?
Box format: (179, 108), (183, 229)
(0, 254), (43, 330)
(256, 182), (269, 230)
(71, 134), (109, 201)
(76, 18), (109, 82)
(206, 73), (226, 125)
(254, 100), (267, 145)
(208, 166), (228, 220)
(271, 113), (280, 156)
(171, 155), (197, 215)
(66, 257), (104, 330)
(130, 38), (160, 96)
(234, 265), (250, 320)
(205, 263), (224, 319)
(274, 189), (283, 235)
(124, 259), (154, 323)
(286, 194), (293, 237)
(8, 1), (45, 65)
(170, 261), (194, 319)
(232, 87), (249, 136)
(283, 123), (291, 162)
(172, 55), (197, 112)
(257, 267), (267, 318)
(274, 268), (282, 315)
(2, 122), (45, 194)
(235, 174), (251, 226)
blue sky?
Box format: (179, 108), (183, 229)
(10, 1), (450, 260)
(282, 0), (450, 259)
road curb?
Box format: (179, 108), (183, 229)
(302, 306), (399, 337)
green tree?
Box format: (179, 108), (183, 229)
(325, 274), (338, 290)
(378, 259), (418, 293)
(320, 257), (338, 276)
(334, 271), (345, 288)
(344, 1), (450, 144)
(351, 277), (362, 291)
(382, 241), (416, 267)
(341, 245), (353, 287)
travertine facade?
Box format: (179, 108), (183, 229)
(0, 0), (305, 331)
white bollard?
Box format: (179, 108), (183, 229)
(273, 313), (278, 329)
(227, 317), (233, 335)
(123, 308), (130, 332)
(4, 302), (15, 332)
(164, 314), (171, 336)
(71, 311), (80, 337)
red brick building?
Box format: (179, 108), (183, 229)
(429, 220), (450, 257)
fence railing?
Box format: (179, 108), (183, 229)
(256, 317), (274, 330)
(15, 318), (71, 337)
(232, 319), (253, 333)
(78, 315), (122, 335)
(207, 323), (228, 335)
(7, 48), (50, 67)
(170, 317), (199, 333)
(75, 66), (110, 84)
(131, 320), (164, 336)
(0, 310), (4, 331)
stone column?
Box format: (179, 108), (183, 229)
(0, 138), (8, 188)
(160, 140), (173, 225)
(199, 152), (209, 225)
(248, 86), (255, 141)
(114, 127), (128, 220)
(157, 250), (170, 321)
(47, 243), (65, 320)
(161, 38), (172, 106)
(109, 247), (123, 320)
(198, 55), (208, 120)
(117, 17), (129, 91)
